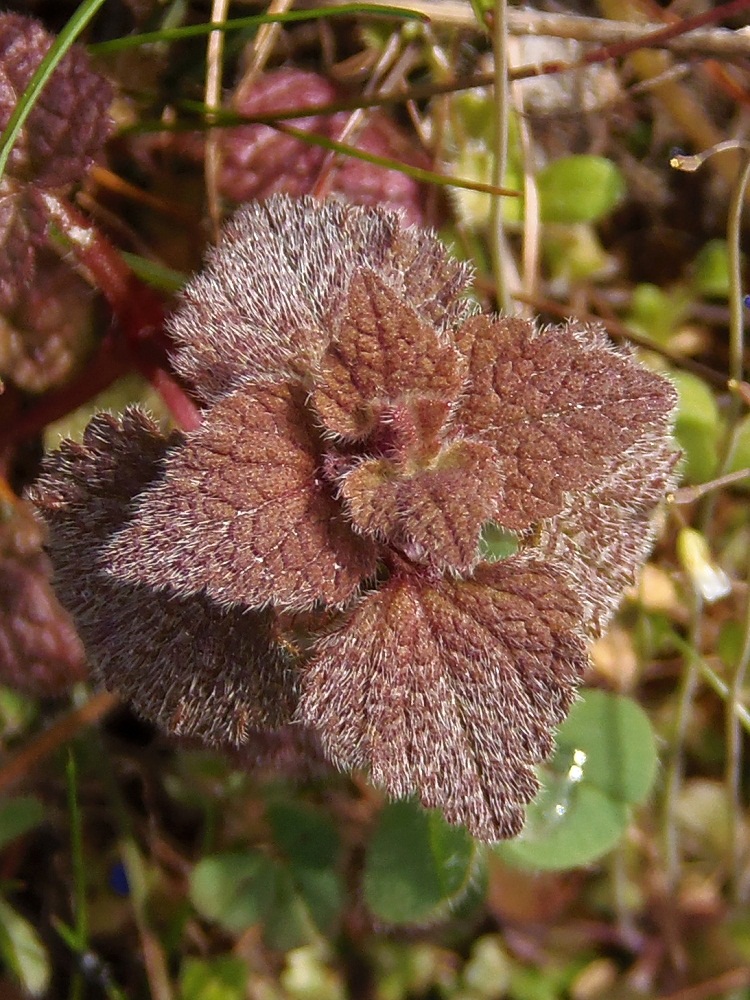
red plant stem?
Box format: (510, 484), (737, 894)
(26, 193), (202, 434)
(42, 190), (167, 340)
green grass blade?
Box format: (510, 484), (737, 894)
(89, 4), (427, 55)
(275, 122), (520, 200)
(0, 0), (109, 185)
(66, 750), (88, 953)
(120, 252), (187, 294)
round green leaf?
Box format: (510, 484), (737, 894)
(364, 800), (477, 925)
(496, 780), (628, 872)
(537, 155), (625, 224)
(189, 852), (280, 934)
(496, 691), (658, 871)
(672, 370), (721, 484)
(553, 690), (658, 806)
(692, 239), (731, 299)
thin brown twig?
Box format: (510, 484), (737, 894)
(205, 0), (231, 241)
(303, 0), (750, 59)
(233, 0), (295, 108)
(490, 0), (511, 314)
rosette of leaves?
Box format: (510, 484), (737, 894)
(32, 195), (678, 842)
(0, 13), (113, 314)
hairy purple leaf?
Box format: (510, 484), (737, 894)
(104, 385), (377, 611)
(452, 316), (678, 530)
(32, 410), (296, 745)
(535, 435), (679, 636)
(340, 440), (503, 572)
(0, 13), (113, 187)
(168, 196), (473, 403)
(313, 270), (464, 440)
(299, 554), (587, 841)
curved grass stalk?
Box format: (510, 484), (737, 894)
(672, 142), (750, 905)
(725, 153), (750, 904)
(273, 121), (520, 200)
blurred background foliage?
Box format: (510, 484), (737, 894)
(0, 0), (749, 997)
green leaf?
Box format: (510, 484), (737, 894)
(497, 780), (628, 872)
(120, 252), (187, 294)
(479, 522), (519, 562)
(189, 852), (279, 934)
(180, 956), (248, 1000)
(260, 868), (319, 951)
(0, 796), (45, 851)
(496, 691), (658, 871)
(625, 283), (690, 345)
(364, 800), (477, 925)
(672, 370), (721, 484)
(537, 156), (626, 224)
(542, 225), (613, 284)
(266, 801), (343, 941)
(266, 802), (339, 870)
(727, 413), (750, 490)
(0, 898), (51, 997)
(190, 803), (343, 949)
(692, 239), (733, 299)
(553, 691), (658, 806)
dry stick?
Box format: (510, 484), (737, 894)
(672, 468), (750, 503)
(490, 0), (512, 314)
(311, 29), (406, 199)
(581, 0), (750, 63)
(89, 166), (192, 223)
(189, 4), (750, 143)
(233, 0), (294, 109)
(0, 692), (119, 795)
(307, 0), (750, 58)
(597, 0), (750, 199)
(205, 0), (231, 241)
